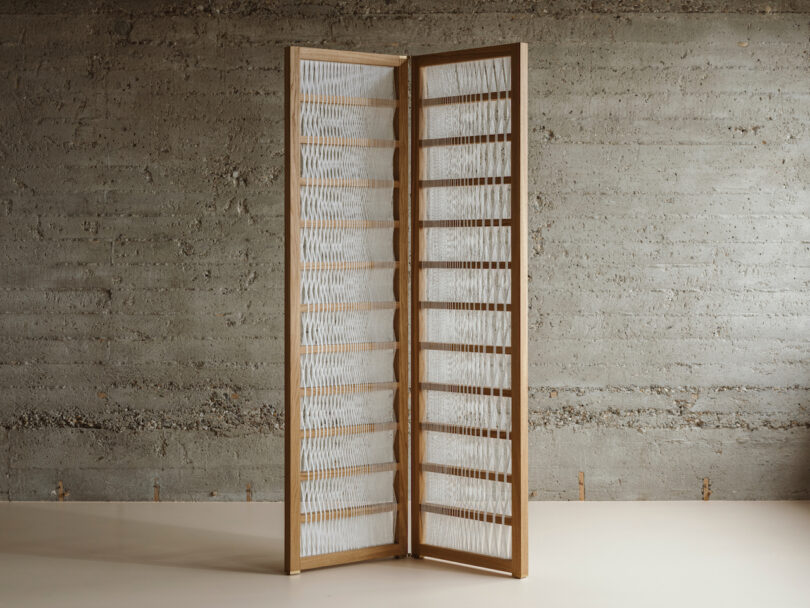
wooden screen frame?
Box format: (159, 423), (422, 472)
(285, 46), (410, 574)
(410, 43), (529, 578)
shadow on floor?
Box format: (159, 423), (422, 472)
(0, 503), (285, 575)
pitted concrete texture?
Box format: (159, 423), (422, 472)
(0, 1), (808, 500)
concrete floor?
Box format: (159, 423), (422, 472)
(0, 502), (808, 607)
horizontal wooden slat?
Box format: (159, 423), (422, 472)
(421, 462), (513, 483)
(419, 261), (511, 270)
(301, 501), (397, 523)
(419, 301), (511, 312)
(298, 46), (407, 67)
(302, 382), (399, 396)
(417, 544), (513, 574)
(420, 91), (511, 107)
(302, 421), (398, 439)
(300, 543), (403, 571)
(302, 136), (399, 148)
(420, 421), (510, 439)
(299, 47), (407, 66)
(302, 261), (398, 271)
(419, 218), (512, 228)
(416, 44), (517, 67)
(301, 219), (398, 229)
(301, 462), (399, 481)
(302, 341), (399, 354)
(301, 93), (398, 107)
(421, 502), (512, 526)
(301, 178), (399, 188)
(419, 177), (510, 188)
(420, 383), (512, 399)
(420, 133), (511, 147)
(420, 341), (511, 355)
(303, 301), (399, 313)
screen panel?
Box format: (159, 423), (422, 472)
(411, 43), (528, 578)
(285, 46), (409, 574)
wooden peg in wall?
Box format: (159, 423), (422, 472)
(57, 480), (69, 501)
(246, 483), (252, 502)
(578, 471), (585, 501)
(703, 478), (711, 501)
(153, 478), (160, 502)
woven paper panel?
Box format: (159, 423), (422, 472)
(296, 59), (399, 558)
(419, 55), (514, 560)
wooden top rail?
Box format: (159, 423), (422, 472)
(301, 178), (399, 188)
(302, 261), (399, 271)
(301, 501), (397, 523)
(302, 382), (399, 396)
(419, 301), (511, 312)
(419, 177), (510, 188)
(302, 136), (400, 148)
(301, 462), (399, 481)
(419, 261), (511, 270)
(301, 219), (398, 229)
(420, 91), (511, 107)
(421, 462), (513, 483)
(303, 301), (399, 312)
(420, 134), (511, 147)
(301, 94), (398, 108)
(420, 421), (510, 439)
(302, 421), (398, 439)
(420, 341), (511, 355)
(421, 502), (512, 526)
(302, 341), (399, 354)
(419, 218), (512, 228)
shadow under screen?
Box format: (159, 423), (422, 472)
(0, 503), (284, 575)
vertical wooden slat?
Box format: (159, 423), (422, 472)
(284, 45), (302, 576)
(410, 59), (425, 559)
(393, 60), (410, 558)
(510, 42), (529, 580)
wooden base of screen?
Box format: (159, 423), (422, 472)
(298, 543), (405, 572)
(415, 544), (521, 578)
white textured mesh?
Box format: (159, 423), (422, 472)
(422, 100), (511, 140)
(301, 186), (393, 221)
(423, 269), (511, 304)
(423, 143), (510, 180)
(423, 185), (510, 220)
(422, 59), (511, 97)
(297, 59), (398, 558)
(423, 309), (509, 346)
(423, 351), (510, 389)
(301, 390), (396, 430)
(423, 393), (512, 432)
(302, 144), (394, 180)
(300, 350), (395, 388)
(423, 472), (511, 515)
(301, 227), (394, 263)
(301, 310), (395, 345)
(420, 56), (513, 559)
(423, 227), (511, 261)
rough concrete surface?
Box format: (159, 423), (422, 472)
(0, 1), (808, 501)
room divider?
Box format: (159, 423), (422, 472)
(285, 43), (528, 578)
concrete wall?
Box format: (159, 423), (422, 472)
(1, 1), (808, 501)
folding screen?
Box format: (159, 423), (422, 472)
(284, 47), (409, 574)
(285, 43), (527, 578)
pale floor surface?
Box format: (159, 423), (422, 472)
(1, 501), (809, 608)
